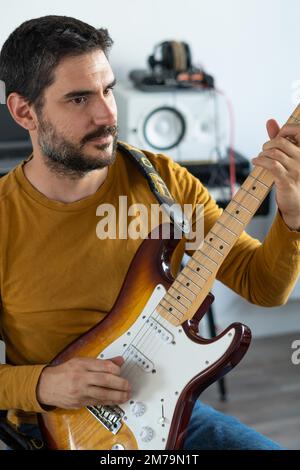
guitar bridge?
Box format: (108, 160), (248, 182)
(87, 404), (125, 435)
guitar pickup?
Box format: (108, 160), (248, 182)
(146, 318), (174, 344)
(127, 345), (154, 373)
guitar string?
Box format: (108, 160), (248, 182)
(118, 168), (271, 386)
(102, 112), (294, 377)
(118, 168), (270, 387)
(120, 300), (173, 379)
(103, 113), (298, 399)
(119, 196), (264, 390)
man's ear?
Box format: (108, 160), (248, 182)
(6, 92), (37, 131)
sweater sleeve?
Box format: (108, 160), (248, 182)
(0, 187), (50, 413)
(0, 362), (48, 412)
(0, 299), (49, 412)
(0, 289), (47, 412)
(216, 210), (300, 306)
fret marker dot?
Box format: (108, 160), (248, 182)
(236, 210), (240, 214)
(252, 186), (256, 190)
(177, 296), (181, 300)
(196, 267), (200, 272)
(169, 307), (173, 312)
(209, 238), (213, 242)
(186, 282), (190, 286)
(220, 245), (223, 250)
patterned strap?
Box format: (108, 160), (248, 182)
(117, 141), (190, 234)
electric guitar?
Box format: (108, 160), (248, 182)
(39, 104), (300, 450)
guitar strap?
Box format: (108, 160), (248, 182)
(117, 141), (190, 235)
(0, 412), (44, 450)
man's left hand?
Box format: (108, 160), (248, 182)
(252, 119), (300, 231)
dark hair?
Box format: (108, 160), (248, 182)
(0, 15), (113, 111)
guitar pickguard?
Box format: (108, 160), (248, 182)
(95, 284), (235, 450)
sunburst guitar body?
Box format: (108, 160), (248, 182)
(39, 223), (251, 450)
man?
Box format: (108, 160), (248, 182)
(0, 15), (299, 450)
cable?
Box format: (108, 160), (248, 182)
(214, 88), (236, 197)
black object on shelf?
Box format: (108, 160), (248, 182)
(0, 105), (32, 176)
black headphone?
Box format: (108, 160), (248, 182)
(148, 41), (192, 73)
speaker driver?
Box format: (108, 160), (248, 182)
(143, 106), (185, 150)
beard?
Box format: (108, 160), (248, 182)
(37, 115), (118, 179)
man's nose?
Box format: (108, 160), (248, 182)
(91, 97), (117, 127)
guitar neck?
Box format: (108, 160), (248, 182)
(194, 165), (274, 268)
(157, 105), (300, 326)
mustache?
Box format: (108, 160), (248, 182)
(81, 125), (118, 145)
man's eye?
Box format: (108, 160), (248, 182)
(104, 86), (114, 96)
(71, 97), (87, 105)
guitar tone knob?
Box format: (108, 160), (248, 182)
(140, 426), (154, 442)
(130, 401), (146, 417)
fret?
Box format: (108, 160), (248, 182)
(234, 188), (260, 212)
(177, 271), (202, 295)
(159, 299), (182, 320)
(163, 293), (187, 315)
(220, 210), (244, 235)
(225, 201), (253, 225)
(188, 258), (211, 279)
(168, 285), (192, 308)
(251, 167), (274, 187)
(184, 264), (207, 287)
(242, 176), (271, 200)
(214, 220), (238, 244)
(224, 208), (245, 224)
(193, 250), (219, 272)
(254, 178), (269, 189)
(209, 226), (236, 245)
(204, 235), (230, 256)
(171, 279), (196, 302)
(202, 242), (224, 264)
(240, 187), (260, 202)
(156, 304), (181, 325)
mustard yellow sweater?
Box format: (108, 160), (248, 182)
(0, 143), (299, 422)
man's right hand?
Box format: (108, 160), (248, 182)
(36, 356), (131, 409)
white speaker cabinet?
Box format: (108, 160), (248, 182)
(114, 82), (229, 165)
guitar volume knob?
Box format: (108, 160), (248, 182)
(130, 401), (146, 417)
(140, 426), (154, 442)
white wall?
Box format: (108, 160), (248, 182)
(0, 0), (299, 339)
(1, 0), (300, 158)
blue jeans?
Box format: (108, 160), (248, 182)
(15, 400), (281, 450)
(184, 400), (281, 450)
